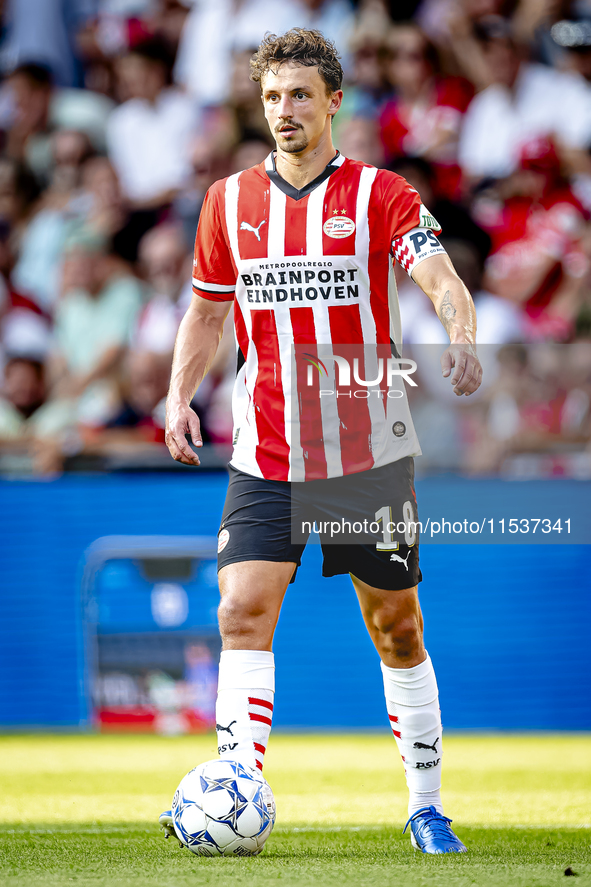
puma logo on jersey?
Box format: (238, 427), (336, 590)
(390, 551), (411, 569)
(240, 220), (266, 241)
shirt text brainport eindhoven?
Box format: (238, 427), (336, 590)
(241, 266), (360, 304)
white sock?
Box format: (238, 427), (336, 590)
(216, 650), (275, 773)
(381, 653), (444, 816)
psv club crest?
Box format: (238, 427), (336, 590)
(323, 210), (356, 239)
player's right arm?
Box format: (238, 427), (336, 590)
(165, 296), (232, 465)
(166, 182), (236, 466)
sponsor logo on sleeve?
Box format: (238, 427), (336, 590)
(419, 203), (440, 230)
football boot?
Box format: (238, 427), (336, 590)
(159, 810), (184, 847)
(403, 805), (467, 854)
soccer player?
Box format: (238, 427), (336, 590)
(162, 29), (482, 853)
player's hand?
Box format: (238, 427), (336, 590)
(165, 399), (203, 466)
(441, 343), (482, 396)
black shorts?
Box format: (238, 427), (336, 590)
(217, 458), (421, 591)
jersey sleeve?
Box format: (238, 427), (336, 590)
(192, 183), (237, 301)
(382, 172), (447, 279)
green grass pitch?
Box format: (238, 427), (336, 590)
(0, 733), (589, 886)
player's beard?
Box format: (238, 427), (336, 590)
(275, 125), (308, 154)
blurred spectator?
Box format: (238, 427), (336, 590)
(0, 157), (40, 238)
(466, 343), (591, 474)
(77, 0), (189, 66)
(553, 14), (591, 82)
(174, 0), (306, 107)
(0, 354), (67, 474)
(298, 0), (356, 75)
(530, 8), (591, 72)
(4, 64), (54, 183)
(79, 154), (126, 239)
(148, 0), (190, 58)
(47, 227), (143, 429)
(379, 23), (473, 198)
(3, 63), (115, 186)
(339, 115), (385, 167)
(399, 238), (524, 346)
(0, 0), (89, 88)
(0, 356), (46, 432)
(335, 7), (393, 129)
(134, 223), (191, 354)
(0, 305), (51, 378)
(80, 154), (162, 262)
(50, 85), (115, 155)
(230, 138), (272, 175)
(11, 130), (96, 311)
(458, 16), (591, 182)
(45, 129), (94, 209)
(453, 239), (524, 345)
(477, 137), (589, 340)
(10, 210), (69, 313)
(99, 348), (170, 448)
(419, 0), (522, 87)
(107, 37), (199, 208)
(227, 49), (269, 141)
(390, 155), (491, 263)
(546, 14), (591, 213)
(174, 120), (239, 248)
(174, 0), (354, 107)
(0, 212), (52, 375)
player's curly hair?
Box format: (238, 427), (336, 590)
(250, 28), (343, 95)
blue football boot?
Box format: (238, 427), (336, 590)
(159, 810), (184, 847)
(403, 806), (467, 854)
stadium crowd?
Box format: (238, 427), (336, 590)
(0, 0), (590, 476)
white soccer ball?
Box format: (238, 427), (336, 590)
(171, 759), (276, 856)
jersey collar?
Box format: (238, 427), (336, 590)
(264, 151), (345, 201)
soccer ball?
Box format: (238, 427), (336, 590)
(171, 759), (276, 856)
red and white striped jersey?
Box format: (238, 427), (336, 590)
(192, 152), (445, 482)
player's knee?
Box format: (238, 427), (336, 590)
(217, 593), (270, 643)
(375, 611), (422, 659)
(391, 616), (422, 659)
(217, 594), (253, 634)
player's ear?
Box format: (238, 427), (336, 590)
(328, 89), (343, 118)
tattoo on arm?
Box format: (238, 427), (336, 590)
(439, 289), (457, 334)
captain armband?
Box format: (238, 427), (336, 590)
(392, 227), (447, 278)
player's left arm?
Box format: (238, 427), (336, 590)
(411, 253), (483, 396)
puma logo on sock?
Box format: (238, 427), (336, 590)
(413, 737), (439, 752)
(216, 720), (237, 736)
